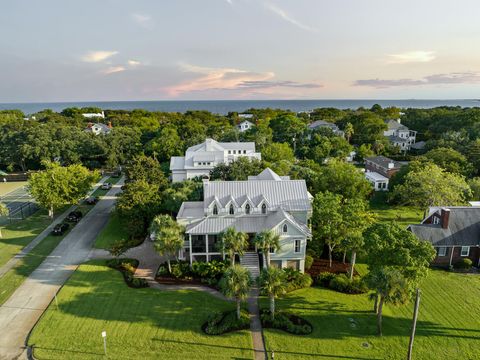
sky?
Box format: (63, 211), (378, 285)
(1, 0), (480, 102)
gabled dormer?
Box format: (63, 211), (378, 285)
(207, 196), (222, 216)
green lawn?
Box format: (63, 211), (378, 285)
(90, 176), (122, 198)
(261, 269), (480, 360)
(93, 212), (129, 249)
(28, 261), (253, 360)
(369, 192), (423, 228)
(0, 181), (27, 196)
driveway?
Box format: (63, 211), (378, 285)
(0, 178), (124, 360)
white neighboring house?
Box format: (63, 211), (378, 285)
(85, 122), (112, 135)
(176, 168), (312, 273)
(237, 120), (255, 132)
(364, 156), (404, 191)
(170, 138), (262, 182)
(308, 120), (344, 137)
(82, 111), (105, 119)
(384, 119), (417, 151)
(365, 171), (389, 191)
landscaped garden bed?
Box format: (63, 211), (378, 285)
(307, 258), (358, 277)
(314, 272), (368, 294)
(106, 258), (149, 288)
(260, 309), (313, 335)
(202, 309), (250, 335)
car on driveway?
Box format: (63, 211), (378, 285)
(101, 182), (112, 190)
(66, 210), (82, 222)
(52, 222), (69, 236)
(86, 196), (98, 205)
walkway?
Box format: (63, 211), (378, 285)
(248, 287), (267, 360)
(0, 178), (123, 360)
(0, 176), (109, 279)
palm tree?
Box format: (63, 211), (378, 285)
(150, 214), (185, 274)
(219, 265), (252, 319)
(366, 268), (410, 336)
(258, 267), (287, 320)
(0, 202), (8, 238)
(344, 122), (354, 143)
(219, 227), (248, 266)
(254, 230), (281, 268)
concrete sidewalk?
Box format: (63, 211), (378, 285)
(0, 178), (123, 360)
(0, 176), (109, 279)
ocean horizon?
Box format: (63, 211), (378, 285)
(1, 99), (479, 115)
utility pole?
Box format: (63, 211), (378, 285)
(407, 288), (421, 360)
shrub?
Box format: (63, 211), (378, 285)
(328, 274), (367, 294)
(454, 258), (473, 270)
(304, 255), (314, 270)
(283, 268), (313, 292)
(106, 258), (148, 288)
(315, 272), (336, 287)
(260, 309), (312, 335)
(203, 310), (250, 335)
(192, 260), (229, 280)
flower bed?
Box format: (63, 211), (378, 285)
(202, 310), (250, 335)
(106, 258), (149, 288)
(156, 260), (229, 288)
(260, 309), (313, 335)
(306, 258), (358, 277)
(314, 272), (367, 294)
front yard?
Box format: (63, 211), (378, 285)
(369, 192), (423, 228)
(261, 269), (480, 359)
(28, 261), (253, 360)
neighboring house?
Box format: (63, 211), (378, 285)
(410, 141), (426, 151)
(238, 113), (254, 120)
(364, 156), (403, 191)
(308, 120), (344, 137)
(82, 111), (105, 119)
(85, 122), (112, 135)
(170, 138), (262, 182)
(408, 207), (480, 267)
(176, 168), (313, 273)
(384, 119), (417, 151)
(237, 120), (255, 132)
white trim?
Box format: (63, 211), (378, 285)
(437, 246), (447, 257)
(461, 246), (470, 257)
(294, 239), (301, 253)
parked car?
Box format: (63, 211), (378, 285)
(66, 210), (82, 222)
(112, 171), (121, 178)
(52, 222), (69, 236)
(86, 196), (98, 205)
(101, 182), (112, 190)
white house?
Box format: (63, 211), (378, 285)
(308, 120), (344, 137)
(82, 111), (105, 119)
(85, 122), (112, 135)
(237, 120), (255, 132)
(384, 119), (417, 151)
(170, 138), (262, 182)
(176, 168), (312, 274)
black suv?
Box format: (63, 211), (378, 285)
(66, 210), (82, 222)
(86, 196), (98, 205)
(52, 222), (69, 236)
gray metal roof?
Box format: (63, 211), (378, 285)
(409, 207), (480, 246)
(177, 201), (204, 219)
(388, 135), (409, 144)
(385, 119), (409, 131)
(248, 168), (290, 181)
(365, 156), (403, 169)
(308, 120), (339, 130)
(170, 156), (185, 170)
(204, 178), (311, 212)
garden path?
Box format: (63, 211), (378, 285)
(248, 287), (267, 360)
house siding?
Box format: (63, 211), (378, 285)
(432, 246), (480, 267)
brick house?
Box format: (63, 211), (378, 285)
(364, 156), (404, 191)
(408, 207), (480, 268)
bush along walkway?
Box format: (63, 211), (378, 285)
(0, 176), (109, 279)
(248, 287), (267, 360)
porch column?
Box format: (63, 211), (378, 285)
(205, 234), (209, 262)
(449, 246), (455, 267)
(189, 234), (193, 266)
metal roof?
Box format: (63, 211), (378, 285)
(365, 156), (403, 169)
(170, 156), (185, 170)
(385, 119), (409, 131)
(248, 168), (289, 181)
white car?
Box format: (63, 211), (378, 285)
(101, 182), (112, 190)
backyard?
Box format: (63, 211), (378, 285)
(261, 268), (480, 360)
(369, 192), (423, 228)
(28, 261), (253, 360)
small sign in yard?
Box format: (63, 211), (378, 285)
(102, 331), (107, 355)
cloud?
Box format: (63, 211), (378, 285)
(128, 60), (141, 67)
(354, 72), (480, 88)
(387, 51), (436, 64)
(102, 66), (126, 75)
(265, 3), (318, 32)
(81, 50), (118, 63)
(132, 13), (152, 28)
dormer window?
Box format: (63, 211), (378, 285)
(283, 224), (288, 233)
(261, 203), (267, 214)
(229, 204), (234, 215)
(433, 216), (440, 225)
(213, 204), (218, 215)
(245, 203), (251, 214)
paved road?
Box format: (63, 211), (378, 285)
(0, 178), (124, 360)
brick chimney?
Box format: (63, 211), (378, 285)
(440, 208), (450, 229)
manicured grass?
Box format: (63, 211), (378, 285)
(0, 181), (27, 196)
(261, 269), (480, 360)
(93, 212), (129, 249)
(28, 261), (253, 359)
(369, 192), (423, 228)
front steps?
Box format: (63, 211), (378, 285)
(240, 252), (260, 278)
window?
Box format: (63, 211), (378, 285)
(437, 246), (447, 257)
(229, 204), (234, 215)
(233, 150), (236, 154)
(245, 203), (251, 214)
(283, 224), (288, 233)
(213, 204), (218, 215)
(294, 239), (301, 253)
(461, 246), (470, 257)
(243, 150), (246, 154)
(228, 150), (231, 154)
(261, 203), (267, 214)
(432, 216), (440, 225)
(269, 246), (275, 254)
